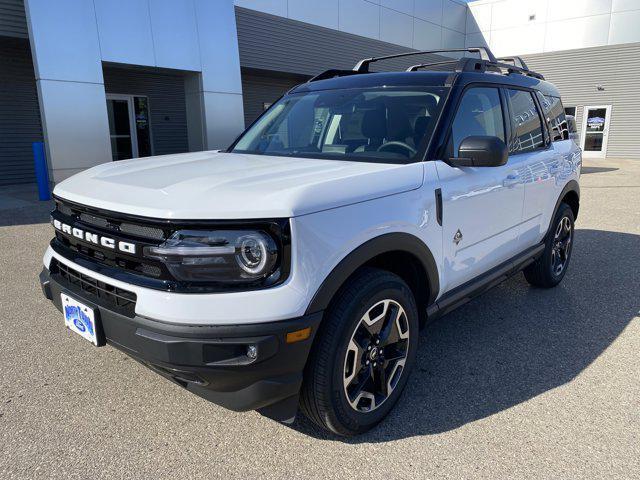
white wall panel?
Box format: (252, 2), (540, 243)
(442, 0), (466, 33)
(466, 2), (490, 33)
(288, 0), (339, 29)
(202, 91), (245, 149)
(149, 0), (201, 71)
(612, 0), (640, 12)
(382, 0), (413, 16)
(36, 80), (111, 174)
(234, 0), (287, 17)
(196, 0), (243, 94)
(94, 0), (155, 67)
(413, 18), (442, 49)
(340, 0), (380, 39)
(380, 7), (413, 47)
(491, 23), (545, 56)
(544, 15), (611, 53)
(490, 0), (548, 30)
(546, 0), (612, 22)
(24, 0), (102, 83)
(609, 10), (640, 45)
(414, 0), (443, 24)
(442, 27), (465, 49)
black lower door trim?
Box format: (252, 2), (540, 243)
(427, 242), (544, 321)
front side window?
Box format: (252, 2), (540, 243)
(449, 87), (505, 156)
(231, 86), (448, 164)
(537, 93), (568, 142)
(507, 89), (545, 153)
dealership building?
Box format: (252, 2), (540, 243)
(1, 0), (639, 187)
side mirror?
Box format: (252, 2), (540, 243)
(449, 136), (508, 167)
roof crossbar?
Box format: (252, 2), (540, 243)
(497, 56), (530, 70)
(353, 47), (498, 72)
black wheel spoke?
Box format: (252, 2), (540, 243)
(343, 299), (411, 413)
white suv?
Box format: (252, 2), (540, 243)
(40, 49), (581, 436)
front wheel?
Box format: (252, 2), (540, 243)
(299, 268), (419, 436)
(524, 202), (575, 288)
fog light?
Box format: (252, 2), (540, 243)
(246, 345), (258, 359)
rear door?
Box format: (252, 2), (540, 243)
(507, 89), (559, 247)
(435, 86), (525, 293)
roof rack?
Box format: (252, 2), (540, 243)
(307, 46), (544, 84)
(353, 47), (498, 72)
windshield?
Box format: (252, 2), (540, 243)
(231, 86), (448, 164)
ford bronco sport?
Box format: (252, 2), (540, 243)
(39, 48), (581, 436)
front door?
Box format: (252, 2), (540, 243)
(581, 105), (611, 159)
(436, 86), (525, 292)
(106, 94), (152, 161)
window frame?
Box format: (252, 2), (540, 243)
(503, 86), (551, 155)
(439, 83), (512, 161)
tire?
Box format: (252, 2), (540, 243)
(299, 267), (419, 436)
(524, 202), (575, 288)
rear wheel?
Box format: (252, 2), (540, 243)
(300, 268), (419, 436)
(524, 202), (575, 288)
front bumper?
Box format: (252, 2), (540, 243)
(39, 267), (322, 421)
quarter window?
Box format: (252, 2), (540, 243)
(449, 87), (505, 155)
(507, 89), (545, 153)
(537, 92), (569, 142)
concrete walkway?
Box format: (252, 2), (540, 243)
(0, 184), (53, 226)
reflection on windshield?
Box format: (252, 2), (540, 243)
(232, 86), (448, 164)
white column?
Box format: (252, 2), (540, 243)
(194, 0), (245, 150)
(24, 0), (112, 184)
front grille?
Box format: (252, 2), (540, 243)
(51, 259), (137, 316)
(76, 211), (165, 241)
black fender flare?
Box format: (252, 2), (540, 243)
(304, 232), (440, 315)
(546, 179), (580, 238)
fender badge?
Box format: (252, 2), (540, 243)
(453, 229), (463, 245)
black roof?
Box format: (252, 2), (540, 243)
(288, 48), (562, 98)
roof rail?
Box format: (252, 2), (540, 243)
(353, 47), (498, 72)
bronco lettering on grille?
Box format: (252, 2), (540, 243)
(53, 219), (137, 255)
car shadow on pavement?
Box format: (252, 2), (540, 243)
(581, 166), (619, 175)
(290, 228), (639, 442)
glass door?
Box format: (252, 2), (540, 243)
(581, 105), (612, 159)
(107, 94), (137, 161)
(106, 94), (152, 161)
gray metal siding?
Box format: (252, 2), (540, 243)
(0, 37), (41, 186)
(241, 69), (309, 126)
(235, 7), (443, 76)
(103, 66), (189, 157)
(523, 43), (640, 160)
(0, 0), (27, 39)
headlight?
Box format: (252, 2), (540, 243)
(144, 230), (279, 284)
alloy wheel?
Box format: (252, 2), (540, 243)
(343, 299), (410, 413)
(551, 216), (572, 276)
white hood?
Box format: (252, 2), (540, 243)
(54, 151), (424, 219)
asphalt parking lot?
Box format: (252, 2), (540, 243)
(1, 159), (638, 479)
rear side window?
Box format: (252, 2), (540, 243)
(537, 92), (569, 141)
(449, 87), (505, 155)
(506, 89), (545, 153)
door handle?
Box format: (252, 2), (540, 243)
(503, 175), (519, 188)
